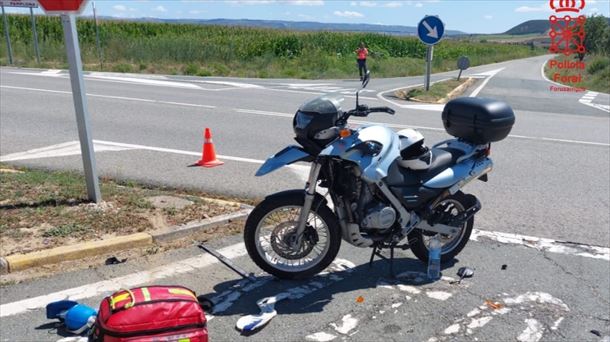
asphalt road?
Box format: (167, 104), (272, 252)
(1, 54), (609, 341)
(1, 54), (608, 246)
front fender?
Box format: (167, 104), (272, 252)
(256, 145), (312, 177)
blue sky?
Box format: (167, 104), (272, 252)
(5, 0), (610, 33)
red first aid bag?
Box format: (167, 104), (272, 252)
(91, 286), (208, 342)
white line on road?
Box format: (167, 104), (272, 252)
(0, 242), (248, 318)
(578, 91), (610, 114)
(0, 228), (607, 318)
(2, 85), (608, 147)
(0, 85), (217, 109)
(468, 67), (505, 97)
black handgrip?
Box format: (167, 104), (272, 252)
(369, 106), (395, 115)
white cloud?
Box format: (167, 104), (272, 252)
(515, 5), (548, 12)
(358, 1), (377, 7)
(415, 2), (423, 7)
(286, 0), (324, 5)
(189, 9), (203, 14)
(153, 5), (167, 12)
(113, 4), (127, 11)
(484, 14), (493, 20)
(383, 1), (404, 7)
(333, 10), (364, 17)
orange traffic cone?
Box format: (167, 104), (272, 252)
(192, 128), (224, 167)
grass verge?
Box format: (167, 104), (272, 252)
(0, 164), (245, 257)
(545, 54), (610, 93)
(395, 77), (473, 103)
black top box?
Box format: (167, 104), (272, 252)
(442, 97), (515, 144)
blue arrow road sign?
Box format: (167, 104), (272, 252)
(417, 15), (445, 45)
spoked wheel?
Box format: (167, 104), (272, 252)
(244, 191), (341, 279)
(408, 191), (475, 264)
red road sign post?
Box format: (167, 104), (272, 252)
(38, 0), (102, 203)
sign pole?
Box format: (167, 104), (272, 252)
(29, 7), (40, 63)
(92, 1), (103, 69)
(425, 45), (433, 91)
(1, 5), (13, 65)
(61, 13), (102, 203)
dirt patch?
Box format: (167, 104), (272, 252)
(394, 77), (478, 104)
(0, 164), (244, 257)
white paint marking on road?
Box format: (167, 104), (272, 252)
(0, 141), (136, 162)
(578, 91), (610, 114)
(550, 317), (564, 331)
(2, 85), (608, 147)
(469, 68), (505, 97)
(471, 229), (610, 261)
(517, 319), (544, 342)
(0, 85), (217, 109)
(330, 314), (359, 335)
(305, 332), (337, 342)
(426, 291), (453, 301)
(85, 74), (203, 89)
(202, 80), (263, 89)
(375, 79), (450, 111)
(391, 302), (403, 309)
(433, 291), (568, 341)
(443, 324), (460, 335)
(0, 242), (247, 318)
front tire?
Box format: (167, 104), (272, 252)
(408, 191), (475, 264)
(244, 191), (341, 279)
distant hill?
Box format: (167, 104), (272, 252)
(504, 17), (610, 35)
(98, 17), (466, 36)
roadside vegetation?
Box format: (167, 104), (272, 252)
(0, 165), (243, 256)
(544, 15), (610, 93)
(395, 77), (474, 103)
(0, 15), (545, 79)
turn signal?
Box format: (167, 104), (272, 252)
(339, 129), (351, 138)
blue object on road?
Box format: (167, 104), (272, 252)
(417, 15), (445, 45)
(46, 300), (79, 319)
(64, 304), (97, 333)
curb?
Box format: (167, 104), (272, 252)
(151, 208), (252, 243)
(0, 208), (252, 274)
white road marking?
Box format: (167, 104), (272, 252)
(426, 291), (453, 301)
(578, 91), (610, 113)
(2, 84), (608, 147)
(0, 141), (136, 162)
(517, 319), (544, 342)
(305, 332), (337, 342)
(433, 292), (568, 341)
(330, 314), (359, 335)
(471, 229), (610, 261)
(375, 78), (450, 111)
(0, 85), (217, 109)
(201, 80), (263, 89)
(84, 74), (203, 89)
(0, 242), (248, 317)
(468, 68), (505, 97)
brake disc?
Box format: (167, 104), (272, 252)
(270, 222), (318, 260)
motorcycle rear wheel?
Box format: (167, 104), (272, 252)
(408, 191), (475, 264)
(244, 191), (341, 279)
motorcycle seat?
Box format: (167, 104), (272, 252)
(387, 148), (464, 186)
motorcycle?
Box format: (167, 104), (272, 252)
(244, 72), (515, 279)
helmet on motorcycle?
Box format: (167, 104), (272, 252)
(293, 95), (343, 154)
(398, 128), (432, 170)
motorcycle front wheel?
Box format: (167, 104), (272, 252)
(244, 191), (341, 280)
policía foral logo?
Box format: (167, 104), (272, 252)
(547, 0), (587, 91)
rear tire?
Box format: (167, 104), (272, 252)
(244, 191), (341, 280)
(408, 191), (474, 264)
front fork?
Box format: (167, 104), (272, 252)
(292, 162), (322, 248)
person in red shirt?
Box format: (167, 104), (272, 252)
(355, 42), (369, 81)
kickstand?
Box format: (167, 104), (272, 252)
(369, 243), (397, 278)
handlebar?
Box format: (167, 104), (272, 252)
(336, 104), (396, 126)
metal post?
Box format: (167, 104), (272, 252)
(457, 69), (462, 81)
(425, 45), (433, 91)
(30, 7), (40, 64)
(1, 5), (13, 65)
(61, 14), (102, 203)
(92, 1), (103, 69)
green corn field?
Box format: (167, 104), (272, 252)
(0, 15), (546, 78)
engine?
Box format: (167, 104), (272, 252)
(361, 204), (396, 229)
